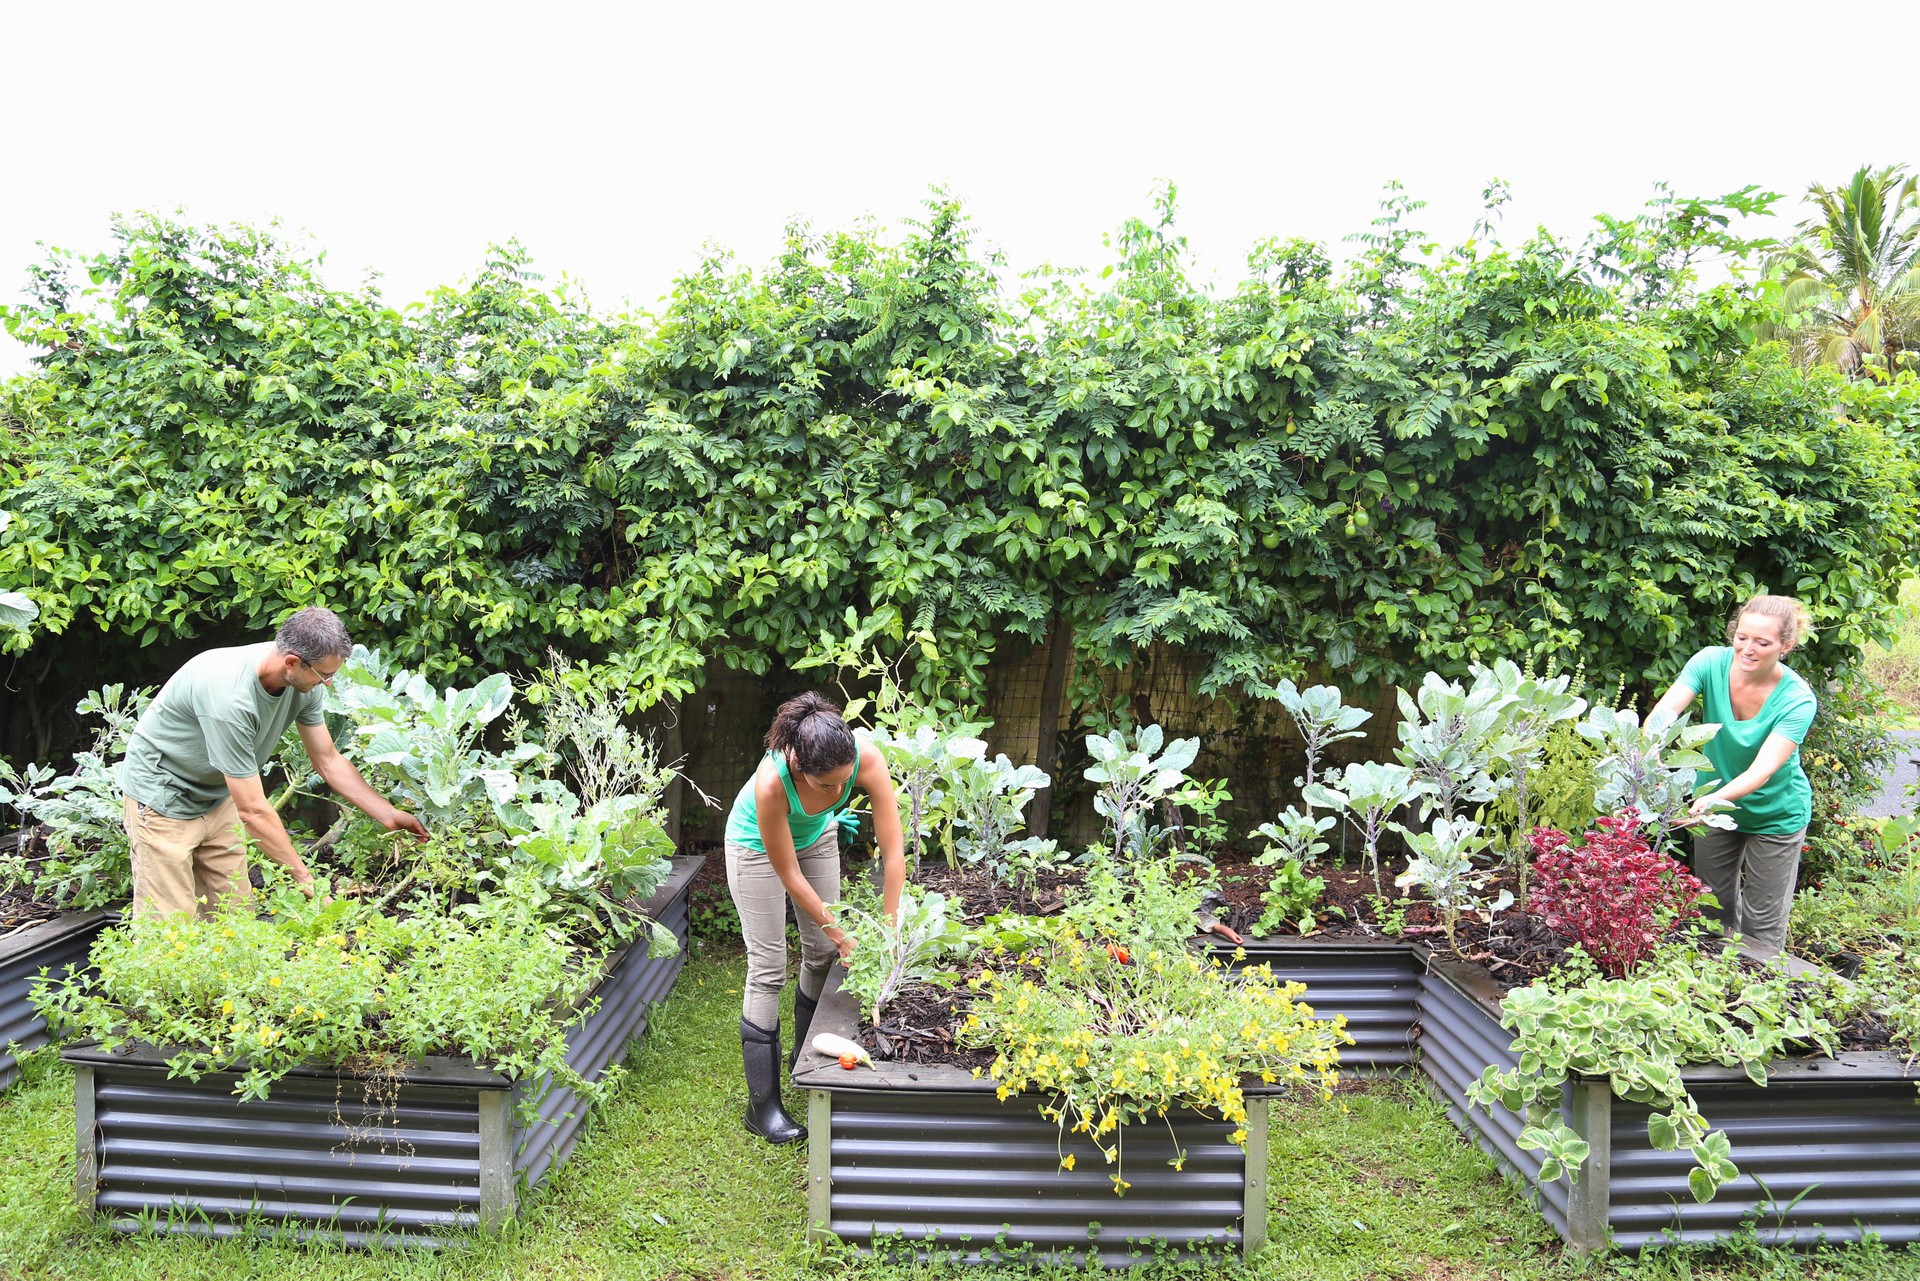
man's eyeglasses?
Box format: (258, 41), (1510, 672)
(298, 657), (338, 686)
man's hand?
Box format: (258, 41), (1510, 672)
(379, 805), (430, 842)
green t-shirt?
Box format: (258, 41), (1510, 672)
(120, 642), (327, 818)
(1677, 646), (1817, 835)
(723, 748), (858, 853)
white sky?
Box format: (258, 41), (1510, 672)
(2, 0), (1910, 376)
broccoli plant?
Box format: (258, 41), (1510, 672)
(1254, 678), (1371, 808)
(1470, 660), (1588, 898)
(943, 752), (1050, 875)
(1392, 816), (1512, 955)
(870, 724), (988, 873)
(831, 882), (968, 1026)
(1083, 724), (1199, 861)
(0, 684), (153, 909)
(1576, 705), (1729, 853)
(1303, 760), (1426, 895)
(1249, 807), (1332, 935)
(1394, 672), (1520, 822)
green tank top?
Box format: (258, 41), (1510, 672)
(723, 749), (857, 852)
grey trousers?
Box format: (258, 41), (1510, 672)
(725, 830), (841, 1028)
(1689, 826), (1807, 958)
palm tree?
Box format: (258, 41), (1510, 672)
(1772, 165), (1920, 374)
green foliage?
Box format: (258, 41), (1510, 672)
(1252, 679), (1370, 798)
(1578, 704), (1727, 852)
(0, 684), (150, 908)
(9, 189), (1917, 763)
(1469, 939), (1857, 1202)
(1796, 673), (1902, 882)
(829, 880), (967, 1026)
(1390, 816), (1511, 954)
(1083, 723), (1200, 861)
(1250, 807), (1332, 936)
(1061, 854), (1209, 958)
(1303, 759), (1424, 895)
(36, 877), (600, 1106)
(941, 752), (1049, 875)
(1393, 672), (1517, 821)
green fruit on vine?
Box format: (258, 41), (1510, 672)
(1547, 512), (1561, 530)
(1352, 509), (1371, 529)
(1261, 531), (1282, 550)
(1343, 521), (1357, 538)
(1423, 472), (1436, 484)
(1285, 419), (1297, 436)
(1407, 480), (1420, 496)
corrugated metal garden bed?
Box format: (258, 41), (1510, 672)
(1, 905), (117, 1092)
(794, 970), (1278, 1268)
(802, 933), (1920, 1261)
(61, 854), (703, 1245)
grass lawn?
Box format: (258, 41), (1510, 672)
(4, 940), (1919, 1280)
(1867, 577), (1920, 726)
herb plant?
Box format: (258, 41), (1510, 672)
(1249, 807), (1332, 935)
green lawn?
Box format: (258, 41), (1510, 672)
(1866, 577), (1920, 725)
(4, 941), (1918, 1280)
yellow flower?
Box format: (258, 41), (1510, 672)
(268, 976), (283, 987)
(1230, 1128), (1247, 1144)
(221, 1000), (234, 1015)
(1059, 1154), (1076, 1171)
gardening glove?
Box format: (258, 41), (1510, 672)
(836, 809), (863, 848)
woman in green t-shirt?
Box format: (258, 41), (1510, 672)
(722, 692), (905, 1144)
(1648, 594), (1817, 955)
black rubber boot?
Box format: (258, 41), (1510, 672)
(742, 1018), (807, 1144)
(790, 987), (820, 1073)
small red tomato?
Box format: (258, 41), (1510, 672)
(1106, 944), (1131, 965)
(839, 1051), (860, 1070)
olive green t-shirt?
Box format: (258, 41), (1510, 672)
(1677, 646), (1817, 835)
(120, 642), (327, 818)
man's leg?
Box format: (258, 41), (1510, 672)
(190, 797), (250, 917)
(123, 795), (202, 919)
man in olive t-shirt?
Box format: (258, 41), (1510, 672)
(120, 607), (428, 917)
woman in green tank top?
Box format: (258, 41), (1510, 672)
(722, 692), (905, 1144)
(1650, 594), (1818, 956)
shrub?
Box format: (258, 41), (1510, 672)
(1528, 817), (1706, 978)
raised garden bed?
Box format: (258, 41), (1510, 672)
(62, 853), (703, 1244)
(1, 905), (117, 1091)
(793, 970), (1274, 1267)
(1224, 935), (1920, 1253)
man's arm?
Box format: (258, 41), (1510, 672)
(297, 722), (430, 840)
(224, 771), (315, 885)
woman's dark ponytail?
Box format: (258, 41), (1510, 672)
(767, 692), (858, 776)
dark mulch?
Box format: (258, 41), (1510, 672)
(912, 862), (1082, 922)
(852, 971), (996, 1071)
(0, 891), (62, 939)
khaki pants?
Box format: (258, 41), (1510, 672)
(123, 794), (250, 919)
(1689, 826), (1807, 958)
(726, 831), (840, 1028)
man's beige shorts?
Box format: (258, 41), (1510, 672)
(122, 794), (250, 919)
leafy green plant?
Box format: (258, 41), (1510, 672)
(1303, 760), (1425, 894)
(496, 794), (676, 950)
(942, 752), (1049, 875)
(1470, 659), (1588, 897)
(0, 684), (151, 908)
(830, 881), (968, 1026)
(1062, 854), (1209, 957)
(1469, 940), (1856, 1202)
(869, 723), (987, 873)
(1577, 705), (1728, 853)
(37, 876), (602, 1108)
(1083, 725), (1199, 861)
(1254, 679), (1371, 805)
(1248, 807), (1331, 935)
(1391, 816), (1511, 955)
(1394, 672), (1518, 822)
(0, 510), (34, 634)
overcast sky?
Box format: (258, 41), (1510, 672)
(3, 1), (1911, 376)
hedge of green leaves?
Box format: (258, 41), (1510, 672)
(4, 187), (1917, 740)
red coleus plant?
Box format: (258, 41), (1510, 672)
(1528, 816), (1707, 978)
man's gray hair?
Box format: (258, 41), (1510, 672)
(274, 607), (352, 663)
